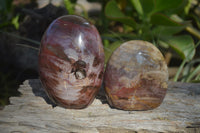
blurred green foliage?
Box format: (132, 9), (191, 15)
(103, 0), (200, 82)
(0, 0), (19, 29)
(104, 0), (195, 60)
(0, 0), (20, 107)
(64, 0), (77, 14)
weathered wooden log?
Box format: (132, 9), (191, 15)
(0, 79), (200, 133)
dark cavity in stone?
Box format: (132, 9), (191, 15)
(71, 60), (86, 73)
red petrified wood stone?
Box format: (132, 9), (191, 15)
(104, 40), (168, 111)
(39, 15), (104, 109)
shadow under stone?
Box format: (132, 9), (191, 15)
(28, 79), (111, 108)
(29, 79), (57, 107)
(95, 83), (108, 105)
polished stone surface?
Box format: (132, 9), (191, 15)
(39, 15), (104, 109)
(104, 40), (168, 111)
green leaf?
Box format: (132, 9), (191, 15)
(12, 15), (19, 29)
(151, 13), (182, 26)
(182, 59), (200, 82)
(184, 0), (193, 15)
(153, 0), (183, 13)
(102, 32), (137, 40)
(160, 0), (188, 15)
(64, 0), (74, 14)
(195, 73), (200, 81)
(166, 35), (195, 61)
(105, 0), (137, 28)
(191, 14), (200, 29)
(152, 25), (185, 38)
(186, 65), (200, 82)
(130, 0), (143, 16)
(139, 0), (185, 16)
(140, 0), (155, 16)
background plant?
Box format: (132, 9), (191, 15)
(102, 0), (200, 82)
(0, 0), (19, 29)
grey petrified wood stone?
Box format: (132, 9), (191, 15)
(0, 79), (200, 133)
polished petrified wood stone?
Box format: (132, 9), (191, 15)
(104, 40), (168, 111)
(39, 15), (104, 109)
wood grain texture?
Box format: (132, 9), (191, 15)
(0, 79), (200, 133)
